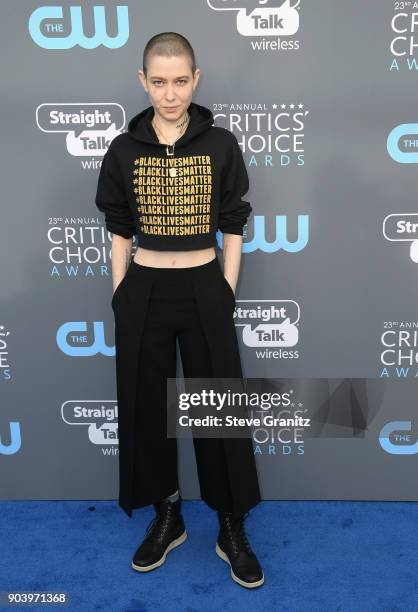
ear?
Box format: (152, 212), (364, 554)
(192, 68), (201, 90)
(137, 69), (148, 92)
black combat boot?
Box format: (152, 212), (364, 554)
(131, 493), (187, 572)
(216, 510), (264, 588)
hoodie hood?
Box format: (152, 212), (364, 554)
(127, 101), (214, 149)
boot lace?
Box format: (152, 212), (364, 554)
(222, 510), (253, 556)
(144, 505), (174, 544)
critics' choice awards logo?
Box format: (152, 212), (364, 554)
(233, 300), (300, 360)
(47, 217), (118, 279)
(389, 4), (418, 72)
(251, 387), (306, 456)
(213, 103), (309, 165)
(383, 214), (418, 263)
(29, 5), (129, 49)
(379, 421), (418, 454)
(62, 401), (118, 451)
(36, 103), (125, 162)
(207, 0), (301, 50)
(379, 321), (418, 379)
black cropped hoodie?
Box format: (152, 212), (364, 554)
(95, 101), (252, 251)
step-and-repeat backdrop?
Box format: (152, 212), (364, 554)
(2, 1), (418, 504)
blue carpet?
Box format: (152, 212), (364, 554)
(1, 499), (418, 612)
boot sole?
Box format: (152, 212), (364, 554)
(131, 529), (188, 573)
(215, 542), (265, 588)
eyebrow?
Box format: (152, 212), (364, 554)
(149, 75), (190, 80)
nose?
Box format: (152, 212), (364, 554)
(165, 84), (176, 101)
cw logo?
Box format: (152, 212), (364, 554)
(0, 422), (21, 455)
(28, 5), (129, 49)
(379, 420), (418, 454)
(217, 215), (309, 253)
(387, 123), (418, 163)
(56, 322), (114, 356)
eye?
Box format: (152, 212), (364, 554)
(151, 79), (187, 86)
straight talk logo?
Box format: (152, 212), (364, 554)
(61, 400), (119, 452)
(206, 0), (301, 50)
(383, 214), (418, 262)
(233, 300), (300, 359)
(36, 103), (125, 161)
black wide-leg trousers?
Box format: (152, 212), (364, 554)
(112, 254), (261, 518)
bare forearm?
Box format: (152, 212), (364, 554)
(222, 233), (242, 293)
(111, 235), (133, 292)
